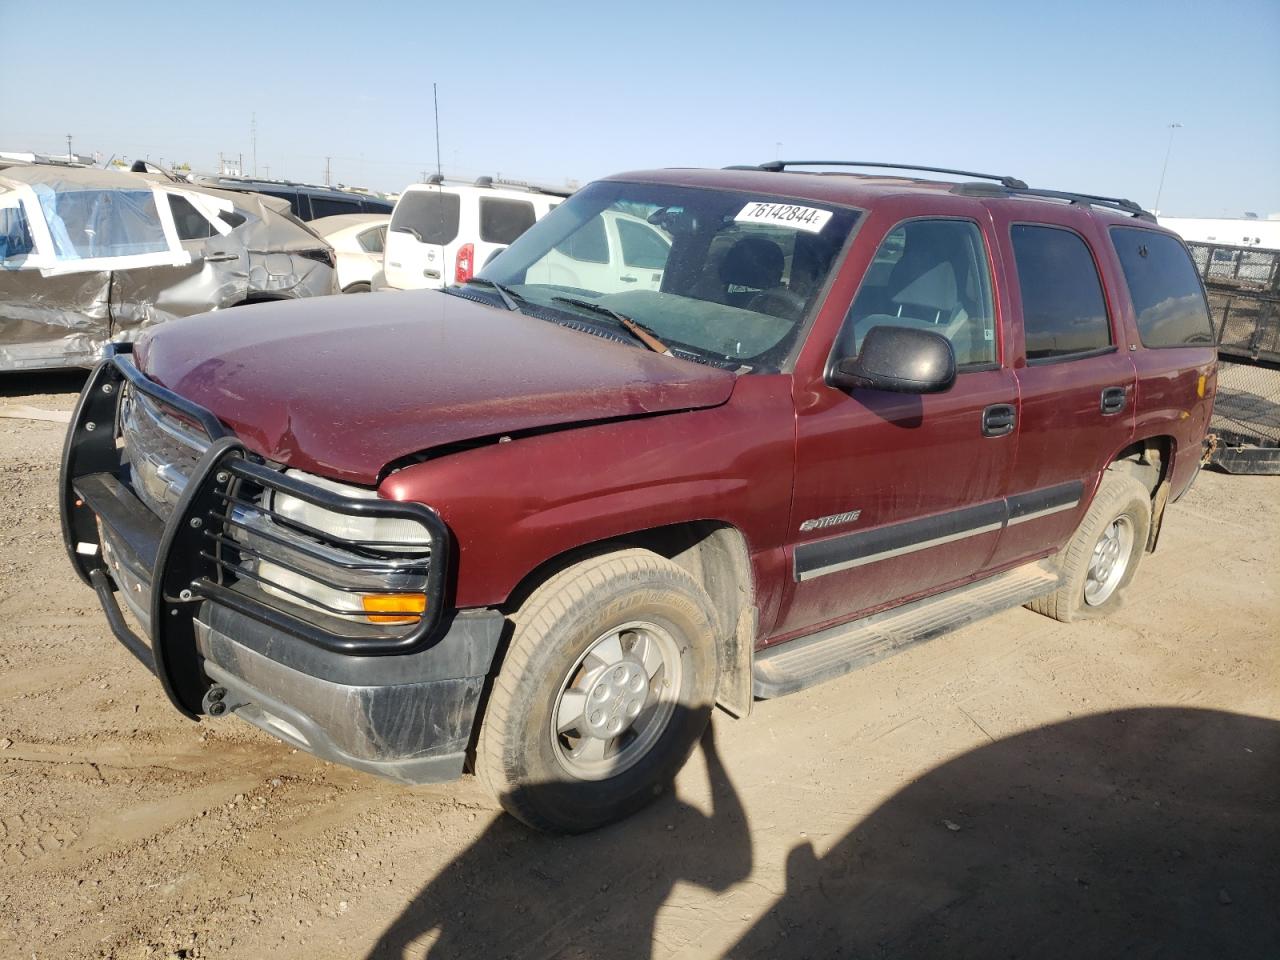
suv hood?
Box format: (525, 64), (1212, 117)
(135, 290), (735, 484)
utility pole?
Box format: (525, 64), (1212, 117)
(263, 164), (270, 179)
(433, 82), (442, 177)
(66, 134), (73, 160)
(1153, 122), (1182, 215)
(324, 156), (332, 186)
(251, 112), (257, 177)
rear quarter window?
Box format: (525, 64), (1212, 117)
(311, 196), (362, 219)
(1011, 224), (1112, 362)
(262, 190), (306, 218)
(392, 190), (460, 245)
(0, 203), (34, 260)
(357, 225), (385, 254)
(1110, 227), (1214, 347)
(167, 194), (216, 241)
(479, 197), (536, 245)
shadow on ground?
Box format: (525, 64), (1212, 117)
(729, 707), (1279, 960)
(0, 368), (88, 398)
(367, 720), (750, 959)
(369, 707), (1278, 960)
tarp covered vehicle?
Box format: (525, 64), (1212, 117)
(0, 163), (338, 371)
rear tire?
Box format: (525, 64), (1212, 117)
(1028, 470), (1152, 623)
(476, 549), (719, 833)
(343, 282), (372, 294)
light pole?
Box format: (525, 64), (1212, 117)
(66, 134), (73, 160)
(1153, 122), (1182, 215)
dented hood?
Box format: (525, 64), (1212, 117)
(135, 290), (735, 484)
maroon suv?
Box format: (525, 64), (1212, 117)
(61, 161), (1217, 832)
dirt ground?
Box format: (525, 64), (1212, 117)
(1, 372), (1277, 960)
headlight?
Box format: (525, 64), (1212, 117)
(242, 470), (432, 625)
(270, 470), (432, 554)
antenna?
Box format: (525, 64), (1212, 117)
(433, 82), (443, 177)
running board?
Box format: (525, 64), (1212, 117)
(754, 560), (1061, 698)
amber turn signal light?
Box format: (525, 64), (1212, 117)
(361, 593), (427, 624)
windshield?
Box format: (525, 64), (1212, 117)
(477, 181), (859, 371)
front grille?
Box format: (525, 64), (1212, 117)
(120, 384), (210, 518)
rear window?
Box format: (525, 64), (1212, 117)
(1110, 228), (1214, 348)
(391, 190), (460, 245)
(311, 196), (362, 219)
(1011, 224), (1112, 361)
(479, 197), (536, 244)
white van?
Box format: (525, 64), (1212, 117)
(382, 177), (567, 290)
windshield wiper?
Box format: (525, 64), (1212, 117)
(550, 296), (674, 356)
(464, 277), (525, 312)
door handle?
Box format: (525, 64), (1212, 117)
(982, 403), (1016, 438)
(204, 252), (238, 263)
(619, 275), (638, 283)
(1100, 386), (1127, 415)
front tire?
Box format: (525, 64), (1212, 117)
(1029, 470), (1152, 622)
(476, 549), (719, 833)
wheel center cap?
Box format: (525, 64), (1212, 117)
(583, 660), (649, 739)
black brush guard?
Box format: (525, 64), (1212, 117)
(60, 344), (451, 719)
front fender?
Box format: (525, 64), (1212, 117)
(379, 375), (796, 612)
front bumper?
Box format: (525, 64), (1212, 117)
(60, 346), (503, 784)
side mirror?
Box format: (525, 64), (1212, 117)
(828, 325), (957, 394)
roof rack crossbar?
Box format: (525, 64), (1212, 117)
(742, 160), (1029, 191)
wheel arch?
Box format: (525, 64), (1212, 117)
(498, 520), (757, 719)
(1106, 434), (1176, 551)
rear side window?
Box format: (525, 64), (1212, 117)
(391, 190), (460, 245)
(167, 195), (216, 240)
(42, 189), (168, 259)
(1110, 228), (1213, 347)
(618, 218), (670, 269)
(554, 215), (608, 263)
(1011, 225), (1111, 361)
(311, 196), (361, 219)
(360, 198), (394, 214)
(479, 198), (537, 245)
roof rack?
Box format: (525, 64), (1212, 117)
(730, 160), (1028, 190)
(950, 182), (1155, 221)
(728, 159), (1154, 222)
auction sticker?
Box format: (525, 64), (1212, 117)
(735, 201), (832, 233)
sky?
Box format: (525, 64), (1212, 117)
(2, 0), (1277, 218)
